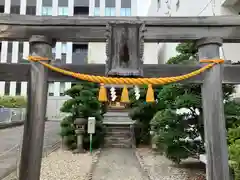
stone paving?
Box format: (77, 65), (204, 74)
(0, 121), (60, 179)
(91, 148), (149, 180)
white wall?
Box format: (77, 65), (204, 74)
(153, 0), (240, 64)
(146, 0), (240, 97)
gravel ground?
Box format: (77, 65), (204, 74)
(136, 148), (206, 180)
(0, 121), (60, 179)
(40, 150), (94, 180)
(3, 149), (95, 180)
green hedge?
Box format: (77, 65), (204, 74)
(0, 96), (27, 108)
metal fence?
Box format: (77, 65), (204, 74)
(0, 108), (26, 123)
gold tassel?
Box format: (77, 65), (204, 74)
(146, 84), (155, 103)
(121, 85), (130, 103)
(98, 83), (108, 102)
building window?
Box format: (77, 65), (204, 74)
(52, 47), (56, 54)
(61, 43), (67, 54)
(26, 6), (36, 15)
(60, 82), (65, 96)
(48, 82), (54, 96)
(18, 42), (24, 63)
(19, 42), (23, 53)
(58, 7), (68, 16)
(7, 42), (12, 53)
(121, 0), (131, 8)
(94, 7), (100, 16)
(72, 44), (88, 65)
(0, 6), (4, 13)
(59, 0), (68, 7)
(105, 8), (115, 16)
(120, 8), (131, 16)
(42, 7), (52, 16)
(11, 6), (20, 14)
(16, 82), (21, 95)
(4, 82), (10, 96)
(95, 0), (100, 7)
(157, 0), (161, 10)
(73, 44), (88, 53)
(74, 6), (89, 15)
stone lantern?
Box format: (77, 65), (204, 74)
(73, 118), (87, 153)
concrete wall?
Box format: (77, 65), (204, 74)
(46, 96), (71, 120)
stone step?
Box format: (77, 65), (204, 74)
(107, 108), (129, 113)
(104, 143), (132, 148)
(106, 129), (130, 134)
(104, 111), (129, 117)
(103, 118), (132, 122)
(105, 124), (131, 128)
(105, 131), (131, 136)
(103, 123), (134, 148)
(106, 128), (130, 134)
(105, 136), (131, 141)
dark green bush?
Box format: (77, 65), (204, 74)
(149, 42), (240, 165)
(60, 81), (105, 150)
(128, 86), (162, 146)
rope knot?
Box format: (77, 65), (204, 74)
(200, 59), (224, 64)
(28, 56), (49, 61)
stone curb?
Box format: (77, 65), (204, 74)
(0, 121), (24, 129)
(135, 149), (154, 180)
(85, 148), (102, 180)
(0, 119), (54, 130)
(1, 141), (61, 180)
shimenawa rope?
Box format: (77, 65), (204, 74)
(27, 56), (224, 102)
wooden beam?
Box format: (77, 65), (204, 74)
(19, 35), (53, 180)
(2, 14), (240, 42)
(198, 37), (229, 180)
(1, 63), (240, 84)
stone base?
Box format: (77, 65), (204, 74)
(73, 148), (85, 154)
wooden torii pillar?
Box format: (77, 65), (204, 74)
(197, 37), (229, 180)
(19, 35), (53, 180)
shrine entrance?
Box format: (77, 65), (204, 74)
(1, 14), (240, 180)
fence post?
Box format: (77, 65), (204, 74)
(19, 35), (53, 180)
(197, 37), (229, 180)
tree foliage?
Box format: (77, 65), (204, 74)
(128, 85), (162, 145)
(60, 81), (106, 150)
(150, 42), (240, 164)
(0, 96), (27, 108)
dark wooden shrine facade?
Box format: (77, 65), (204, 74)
(1, 13), (240, 180)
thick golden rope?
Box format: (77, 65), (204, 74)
(28, 56), (224, 85)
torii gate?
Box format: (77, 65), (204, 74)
(0, 14), (240, 180)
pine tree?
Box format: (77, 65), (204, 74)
(60, 81), (105, 150)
